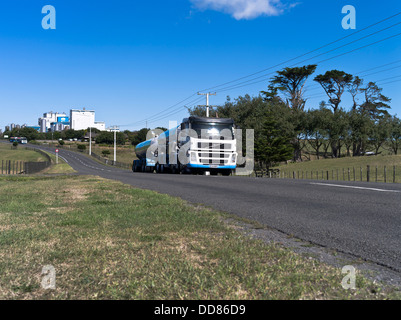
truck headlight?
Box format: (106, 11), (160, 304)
(191, 152), (197, 162)
(231, 154), (236, 163)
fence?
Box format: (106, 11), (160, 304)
(89, 152), (132, 170)
(0, 147), (52, 175)
(278, 165), (399, 184)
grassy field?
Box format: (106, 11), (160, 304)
(0, 143), (47, 163)
(0, 175), (399, 300)
(38, 141), (137, 165)
(41, 151), (76, 175)
(278, 154), (401, 183)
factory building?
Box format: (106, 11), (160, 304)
(70, 109), (106, 131)
(38, 112), (68, 133)
(37, 109), (106, 132)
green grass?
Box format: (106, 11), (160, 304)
(0, 175), (399, 300)
(41, 151), (76, 175)
(278, 154), (401, 183)
(0, 143), (47, 163)
(43, 141), (137, 165)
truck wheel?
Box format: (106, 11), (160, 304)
(221, 170), (232, 176)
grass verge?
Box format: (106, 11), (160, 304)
(0, 143), (47, 163)
(278, 154), (401, 183)
(0, 175), (399, 299)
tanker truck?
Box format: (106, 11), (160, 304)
(132, 116), (238, 175)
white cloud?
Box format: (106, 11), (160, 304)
(190, 0), (295, 20)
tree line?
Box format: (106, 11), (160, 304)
(189, 65), (401, 168)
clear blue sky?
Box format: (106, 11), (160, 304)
(1, 0), (400, 131)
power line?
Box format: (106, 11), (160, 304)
(214, 31), (401, 95)
(198, 11), (401, 93)
(305, 74), (401, 100)
(120, 12), (401, 128)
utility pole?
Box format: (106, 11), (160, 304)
(197, 92), (216, 117)
(110, 126), (119, 162)
(89, 127), (92, 155)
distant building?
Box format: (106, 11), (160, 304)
(70, 108), (106, 131)
(27, 126), (41, 132)
(38, 112), (68, 133)
(37, 108), (106, 132)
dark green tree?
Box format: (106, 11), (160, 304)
(267, 65), (317, 111)
(255, 111), (294, 168)
(388, 115), (401, 155)
(360, 82), (391, 120)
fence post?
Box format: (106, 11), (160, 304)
(360, 167), (363, 182)
(8, 160), (11, 175)
(375, 166), (378, 182)
(1, 160), (3, 174)
(326, 171), (329, 181)
(348, 168), (350, 181)
(393, 166), (396, 184)
(367, 165), (370, 182)
(384, 166), (387, 183)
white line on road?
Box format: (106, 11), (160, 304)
(310, 182), (401, 193)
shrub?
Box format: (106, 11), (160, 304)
(102, 150), (111, 157)
(77, 144), (86, 151)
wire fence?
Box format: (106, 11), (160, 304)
(253, 165), (399, 183)
(1, 147), (52, 175)
(89, 152), (132, 170)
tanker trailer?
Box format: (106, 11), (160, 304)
(132, 116), (238, 175)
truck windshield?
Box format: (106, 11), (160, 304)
(191, 122), (234, 139)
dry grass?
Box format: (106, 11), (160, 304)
(0, 175), (400, 300)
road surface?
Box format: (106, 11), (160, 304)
(33, 145), (401, 273)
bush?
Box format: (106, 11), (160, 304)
(77, 144), (86, 151)
(102, 150), (111, 157)
(12, 141), (18, 147)
(59, 140), (65, 146)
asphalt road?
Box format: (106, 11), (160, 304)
(33, 145), (401, 273)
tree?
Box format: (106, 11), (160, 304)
(255, 111), (294, 168)
(314, 70), (353, 113)
(348, 109), (372, 156)
(305, 108), (330, 159)
(388, 116), (401, 155)
(96, 131), (125, 145)
(369, 116), (391, 155)
(348, 76), (363, 110)
(314, 70), (353, 157)
(10, 127), (39, 141)
(360, 82), (391, 120)
(267, 65), (317, 111)
(131, 128), (150, 146)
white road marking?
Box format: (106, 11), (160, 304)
(310, 182), (401, 193)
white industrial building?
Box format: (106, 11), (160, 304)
(38, 112), (68, 133)
(70, 109), (106, 131)
(38, 108), (106, 132)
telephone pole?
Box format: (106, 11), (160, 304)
(197, 92), (216, 117)
(110, 126), (120, 162)
(89, 126), (92, 155)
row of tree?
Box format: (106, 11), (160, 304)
(189, 65), (400, 168)
(1, 126), (163, 147)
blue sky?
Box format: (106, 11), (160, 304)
(0, 0), (400, 131)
